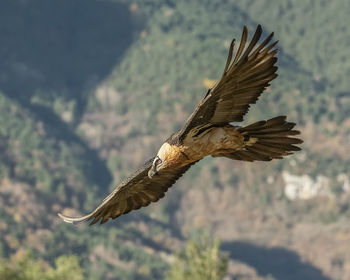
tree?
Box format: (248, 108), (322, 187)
(0, 252), (84, 280)
(166, 236), (228, 280)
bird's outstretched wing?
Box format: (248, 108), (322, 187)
(178, 25), (278, 142)
(59, 159), (196, 225)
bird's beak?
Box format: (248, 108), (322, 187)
(148, 164), (158, 179)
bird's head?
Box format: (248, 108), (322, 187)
(148, 155), (164, 178)
(148, 142), (181, 178)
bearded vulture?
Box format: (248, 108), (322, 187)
(59, 25), (302, 225)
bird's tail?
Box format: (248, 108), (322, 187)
(217, 116), (302, 162)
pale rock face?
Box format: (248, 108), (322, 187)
(282, 171), (331, 200)
(283, 172), (350, 200)
(337, 173), (350, 192)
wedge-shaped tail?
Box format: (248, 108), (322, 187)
(216, 116), (302, 161)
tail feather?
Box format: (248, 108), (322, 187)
(219, 116), (302, 162)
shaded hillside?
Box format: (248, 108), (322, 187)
(0, 0), (349, 279)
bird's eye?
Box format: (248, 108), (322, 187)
(155, 158), (162, 165)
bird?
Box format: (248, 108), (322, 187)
(59, 25), (302, 225)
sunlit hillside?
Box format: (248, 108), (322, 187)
(0, 0), (349, 279)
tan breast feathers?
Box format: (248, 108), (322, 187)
(182, 126), (244, 160)
(158, 143), (190, 169)
(158, 126), (244, 170)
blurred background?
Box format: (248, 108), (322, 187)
(0, 0), (349, 279)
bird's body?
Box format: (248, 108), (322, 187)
(59, 25), (303, 225)
(162, 125), (243, 169)
(182, 125), (244, 159)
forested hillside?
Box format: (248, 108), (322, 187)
(0, 0), (349, 279)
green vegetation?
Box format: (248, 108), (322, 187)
(167, 236), (228, 280)
(0, 252), (84, 280)
(0, 0), (349, 279)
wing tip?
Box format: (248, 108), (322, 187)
(58, 212), (74, 224)
(256, 24), (262, 34)
(58, 212), (90, 225)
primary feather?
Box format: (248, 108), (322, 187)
(178, 24), (278, 142)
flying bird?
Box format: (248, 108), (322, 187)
(59, 25), (302, 225)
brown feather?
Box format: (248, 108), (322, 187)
(219, 116), (302, 162)
(58, 159), (197, 225)
(176, 26), (279, 143)
(232, 26), (248, 65)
